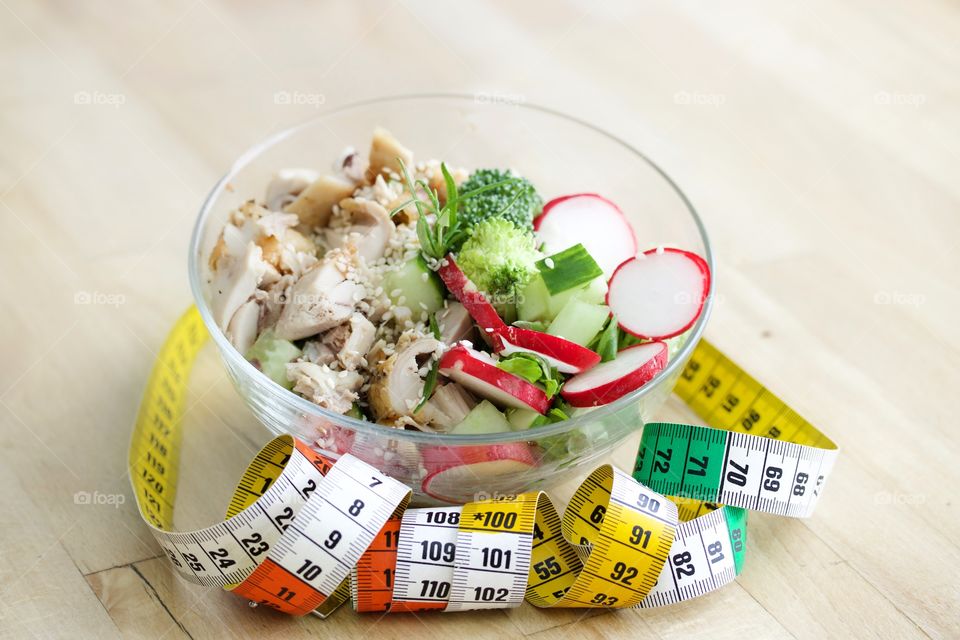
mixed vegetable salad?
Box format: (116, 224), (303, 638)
(207, 128), (710, 441)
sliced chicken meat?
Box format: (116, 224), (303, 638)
(301, 314), (374, 370)
(286, 362), (362, 414)
(326, 198), (395, 264)
(338, 313), (376, 370)
(273, 249), (362, 340)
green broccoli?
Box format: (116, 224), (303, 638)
(458, 168), (543, 234)
(457, 218), (541, 303)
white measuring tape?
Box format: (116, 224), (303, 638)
(129, 307), (837, 617)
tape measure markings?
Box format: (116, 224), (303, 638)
(130, 307), (837, 619)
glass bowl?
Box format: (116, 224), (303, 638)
(189, 94), (713, 505)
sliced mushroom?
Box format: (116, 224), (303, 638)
(210, 242), (268, 331)
(334, 147), (367, 183)
(273, 250), (362, 340)
(286, 362), (362, 414)
(367, 337), (441, 423)
(415, 383), (477, 432)
(327, 198), (395, 264)
(266, 169), (320, 212)
(284, 174), (356, 230)
(436, 301), (476, 344)
(366, 127), (413, 182)
(226, 299), (260, 355)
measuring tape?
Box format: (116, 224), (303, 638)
(129, 307), (838, 617)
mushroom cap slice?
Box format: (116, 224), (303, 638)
(415, 383), (478, 432)
(436, 301), (476, 345)
(210, 242), (268, 331)
(226, 299), (261, 355)
(367, 337), (441, 423)
(366, 126), (413, 182)
(265, 168), (320, 212)
(284, 174), (356, 230)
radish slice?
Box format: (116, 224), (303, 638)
(438, 345), (551, 413)
(436, 256), (507, 335)
(561, 341), (668, 407)
(421, 444), (537, 503)
(606, 248), (710, 340)
(535, 194), (637, 276)
(496, 326), (601, 374)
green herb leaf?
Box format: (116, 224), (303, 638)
(542, 377), (560, 398)
(513, 320), (548, 332)
(594, 316), (620, 362)
(416, 212), (438, 258)
(497, 352), (563, 399)
(497, 354), (543, 383)
(618, 328), (644, 349)
(397, 158), (426, 220)
(415, 357), (440, 412)
(429, 312), (441, 340)
(441, 162), (459, 215)
(388, 198), (417, 218)
(536, 243), (604, 295)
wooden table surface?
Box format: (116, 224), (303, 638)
(2, 1), (958, 638)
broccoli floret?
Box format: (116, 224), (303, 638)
(458, 168), (543, 234)
(457, 218), (542, 301)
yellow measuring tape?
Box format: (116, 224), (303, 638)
(129, 307), (838, 616)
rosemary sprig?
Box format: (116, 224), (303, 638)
(394, 158), (523, 261)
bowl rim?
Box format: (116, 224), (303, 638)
(188, 92), (714, 445)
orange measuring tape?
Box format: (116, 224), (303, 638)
(129, 307), (837, 617)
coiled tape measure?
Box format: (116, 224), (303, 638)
(129, 307), (838, 616)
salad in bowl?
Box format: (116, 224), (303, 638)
(191, 96), (712, 503)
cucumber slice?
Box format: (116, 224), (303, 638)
(383, 256), (445, 316)
(245, 331), (302, 390)
(518, 274), (607, 323)
(450, 400), (513, 435)
(517, 274), (551, 322)
(548, 300), (610, 347)
(506, 407), (542, 431)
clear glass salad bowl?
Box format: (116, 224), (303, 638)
(189, 94), (713, 505)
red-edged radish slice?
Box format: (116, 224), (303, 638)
(436, 255), (508, 340)
(561, 341), (667, 407)
(606, 248), (710, 340)
(421, 444), (537, 503)
(495, 326), (601, 375)
(534, 194), (637, 276)
(438, 345), (551, 413)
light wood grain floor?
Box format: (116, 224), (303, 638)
(1, 1), (958, 638)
